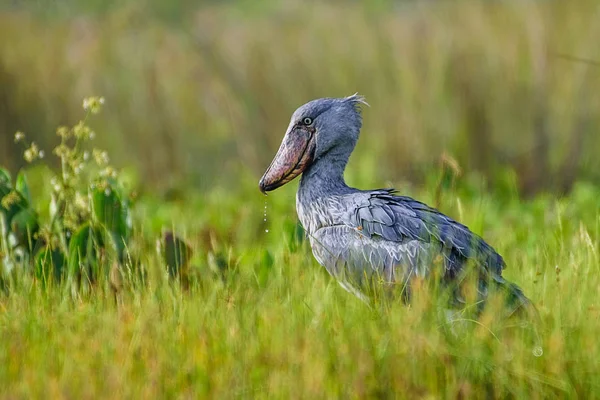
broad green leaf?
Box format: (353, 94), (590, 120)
(10, 208), (39, 250)
(0, 168), (11, 187)
(92, 183), (129, 259)
(0, 168), (12, 201)
(16, 170), (32, 205)
(163, 231), (192, 278)
(68, 223), (105, 280)
(0, 190), (29, 224)
(35, 246), (66, 284)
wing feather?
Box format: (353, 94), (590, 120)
(343, 189), (505, 276)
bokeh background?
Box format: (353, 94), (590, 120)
(2, 3), (600, 397)
(1, 0), (599, 196)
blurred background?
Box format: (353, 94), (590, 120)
(0, 0), (599, 197)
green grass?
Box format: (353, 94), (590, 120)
(1, 170), (599, 398)
(1, 0), (600, 397)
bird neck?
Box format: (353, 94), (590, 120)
(298, 147), (353, 204)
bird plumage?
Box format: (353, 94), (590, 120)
(261, 94), (532, 312)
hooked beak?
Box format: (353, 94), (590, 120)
(259, 127), (316, 194)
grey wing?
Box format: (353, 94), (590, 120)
(338, 189), (505, 279)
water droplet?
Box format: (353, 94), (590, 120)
(105, 188), (111, 196)
(263, 200), (269, 233)
(532, 346), (543, 357)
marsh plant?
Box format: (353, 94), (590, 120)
(0, 96), (598, 397)
(1, 97), (120, 287)
(0, 97), (190, 292)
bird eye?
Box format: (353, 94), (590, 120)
(302, 117), (313, 125)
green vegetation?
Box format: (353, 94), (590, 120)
(0, 98), (599, 398)
(1, 0), (599, 398)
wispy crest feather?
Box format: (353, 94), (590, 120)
(344, 93), (369, 113)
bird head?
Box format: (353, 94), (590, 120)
(259, 94), (367, 193)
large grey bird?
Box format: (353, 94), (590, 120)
(259, 94), (531, 312)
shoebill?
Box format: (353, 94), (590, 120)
(259, 94), (532, 313)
